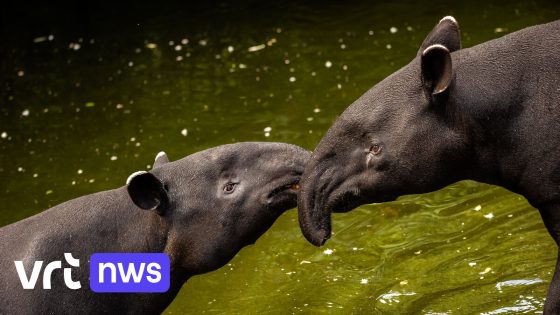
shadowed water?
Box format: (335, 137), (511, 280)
(1, 1), (559, 314)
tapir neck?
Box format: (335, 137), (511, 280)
(87, 187), (170, 253)
(92, 188), (189, 311)
(451, 23), (560, 206)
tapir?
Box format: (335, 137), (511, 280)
(297, 17), (560, 313)
(0, 142), (309, 314)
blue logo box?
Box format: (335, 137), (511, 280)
(90, 253), (170, 293)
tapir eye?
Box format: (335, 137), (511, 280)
(223, 182), (238, 194)
(370, 144), (382, 155)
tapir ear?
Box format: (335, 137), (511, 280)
(153, 151), (169, 168)
(418, 16), (461, 56)
(421, 44), (453, 98)
(126, 171), (168, 214)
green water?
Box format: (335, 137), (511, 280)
(1, 1), (559, 314)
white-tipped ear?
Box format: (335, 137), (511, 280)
(126, 171), (168, 214)
(153, 151), (169, 168)
(422, 44), (449, 56)
(418, 16), (461, 56)
(155, 151), (167, 160)
(421, 44), (453, 97)
(126, 171), (148, 185)
(439, 16), (457, 25)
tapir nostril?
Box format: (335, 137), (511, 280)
(312, 229), (329, 247)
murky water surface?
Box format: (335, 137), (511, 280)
(1, 1), (559, 314)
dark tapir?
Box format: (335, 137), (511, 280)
(297, 17), (560, 313)
(0, 142), (309, 314)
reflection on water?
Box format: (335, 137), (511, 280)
(1, 1), (559, 314)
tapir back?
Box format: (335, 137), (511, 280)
(450, 19), (560, 205)
(0, 188), (166, 314)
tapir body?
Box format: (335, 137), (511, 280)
(297, 18), (560, 313)
(0, 142), (309, 314)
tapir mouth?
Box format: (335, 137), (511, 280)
(268, 180), (300, 197)
(266, 177), (302, 213)
(326, 187), (369, 213)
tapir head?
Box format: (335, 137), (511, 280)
(298, 17), (473, 246)
(126, 142), (310, 275)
